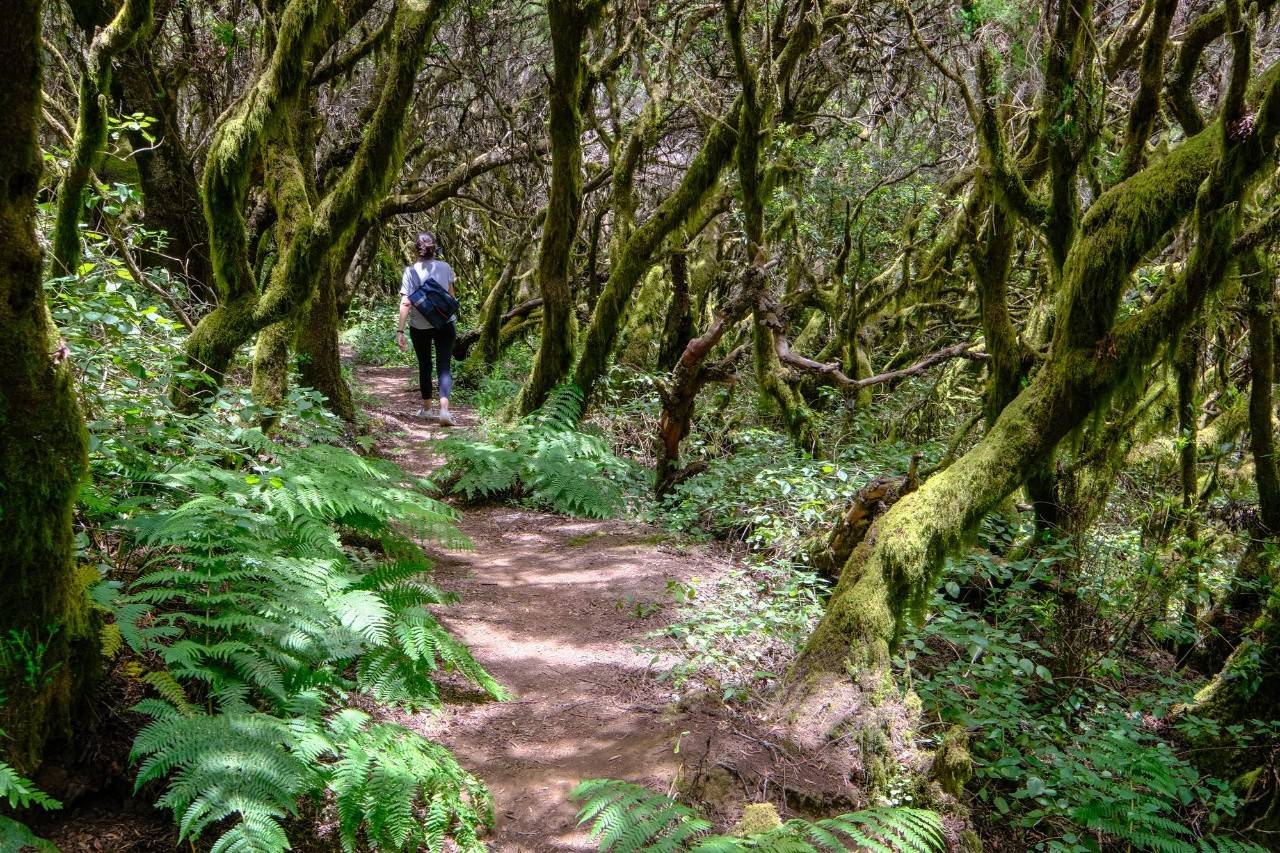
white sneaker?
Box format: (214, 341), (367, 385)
(413, 406), (428, 418)
(438, 410), (456, 427)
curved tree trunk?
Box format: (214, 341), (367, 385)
(116, 30), (212, 299)
(173, 0), (451, 408)
(1246, 249), (1280, 535)
(477, 212), (541, 367)
(517, 0), (601, 415)
(0, 1), (96, 775)
(297, 228), (361, 421)
(779, 74), (1280, 747)
(52, 0), (153, 275)
(571, 100), (740, 405)
(657, 250), (694, 372)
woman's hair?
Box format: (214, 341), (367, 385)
(415, 232), (437, 259)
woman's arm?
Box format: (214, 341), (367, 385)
(397, 296), (411, 350)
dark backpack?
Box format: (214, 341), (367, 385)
(406, 261), (459, 329)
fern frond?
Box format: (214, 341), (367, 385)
(572, 780), (945, 853)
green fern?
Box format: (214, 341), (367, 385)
(328, 718), (491, 852)
(0, 723), (61, 853)
(94, 434), (505, 852)
(0, 761), (62, 812)
(571, 779), (945, 853)
(439, 383), (628, 518)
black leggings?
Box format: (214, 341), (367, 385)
(409, 322), (455, 401)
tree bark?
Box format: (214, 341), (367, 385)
(0, 0), (96, 775)
(116, 30), (212, 298)
(296, 233), (358, 422)
(517, 0), (602, 414)
(658, 250), (694, 372)
(1246, 250), (1280, 534)
(570, 99), (740, 405)
(52, 0), (153, 275)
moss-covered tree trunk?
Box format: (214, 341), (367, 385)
(570, 99), (740, 406)
(297, 228), (360, 421)
(52, 0), (153, 275)
(1174, 326), (1203, 644)
(971, 199), (1028, 427)
(780, 65), (1280, 744)
(0, 0), (96, 775)
(477, 213), (541, 367)
(1246, 250), (1280, 534)
(517, 0), (601, 414)
(657, 250), (694, 372)
(116, 25), (212, 297)
(1177, 593), (1280, 828)
(173, 0), (449, 408)
(251, 118), (316, 422)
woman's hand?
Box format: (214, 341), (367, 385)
(397, 329), (407, 351)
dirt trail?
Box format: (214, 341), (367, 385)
(357, 364), (728, 851)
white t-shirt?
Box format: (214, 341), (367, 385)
(400, 259), (457, 330)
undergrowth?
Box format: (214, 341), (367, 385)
(572, 779), (945, 852)
(0, 719), (60, 852)
(436, 384), (644, 518)
(53, 234), (504, 852)
(903, 525), (1267, 853)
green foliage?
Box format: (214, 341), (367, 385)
(0, 760), (61, 812)
(0, 721), (60, 853)
(343, 303), (414, 367)
(0, 625), (63, 694)
(650, 428), (927, 698)
(571, 779), (945, 852)
(329, 718), (490, 852)
(905, 543), (1267, 853)
(438, 384), (634, 518)
(131, 708), (489, 853)
(0, 817), (58, 853)
(100, 436), (504, 851)
(56, 230), (501, 852)
(652, 561), (825, 700)
(664, 429), (930, 553)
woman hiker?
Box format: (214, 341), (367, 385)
(396, 231), (458, 426)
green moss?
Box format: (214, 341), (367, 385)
(931, 727), (973, 797)
(572, 98), (741, 403)
(517, 0), (601, 415)
(0, 9), (97, 772)
(732, 803), (783, 836)
(859, 725), (893, 794)
(52, 0), (153, 274)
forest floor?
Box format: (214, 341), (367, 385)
(356, 362), (736, 851)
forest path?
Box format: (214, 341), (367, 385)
(356, 363), (723, 851)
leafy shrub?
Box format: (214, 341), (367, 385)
(905, 548), (1267, 853)
(649, 428), (927, 698)
(652, 560), (826, 699)
(572, 779), (945, 852)
(663, 429), (931, 554)
(437, 384), (638, 518)
(343, 303), (414, 367)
